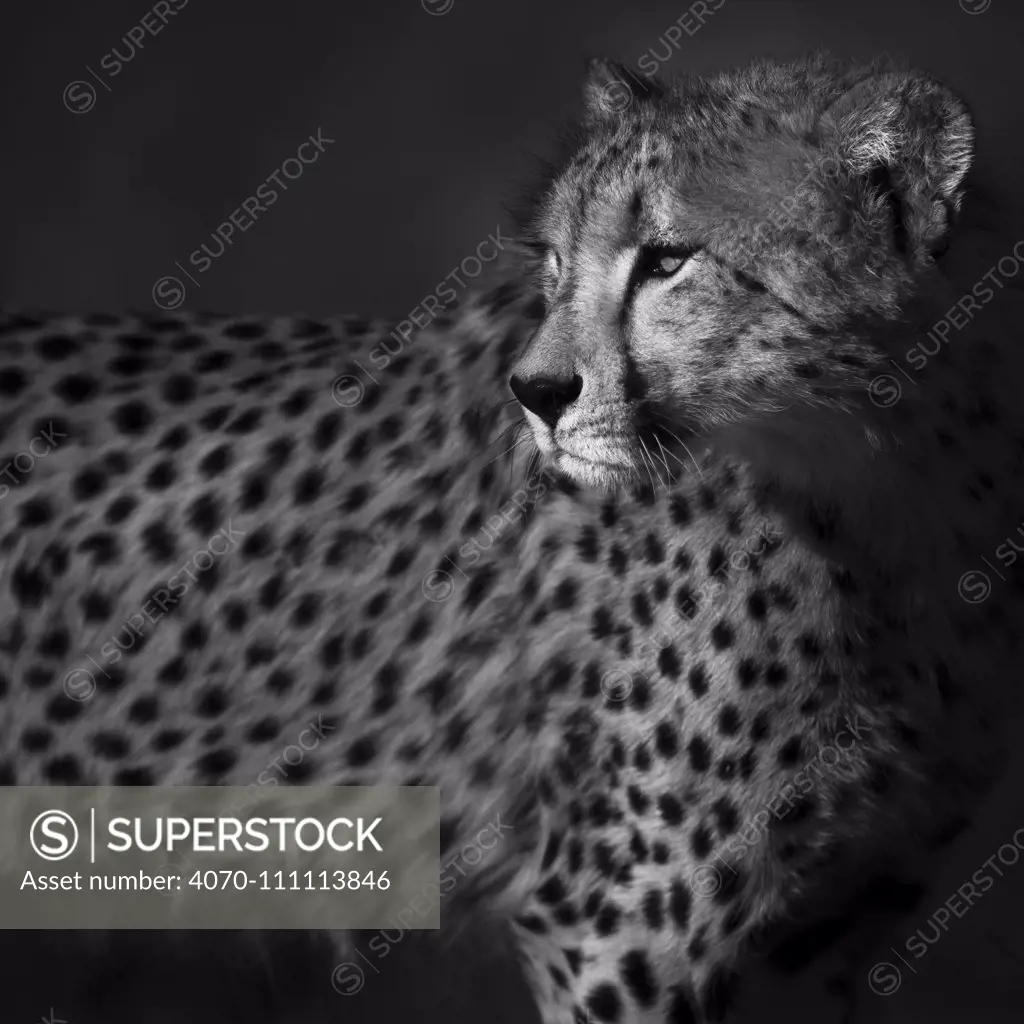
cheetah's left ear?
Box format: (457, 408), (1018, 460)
(820, 72), (974, 258)
(582, 57), (666, 125)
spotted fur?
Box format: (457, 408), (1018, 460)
(1, 52), (1023, 1024)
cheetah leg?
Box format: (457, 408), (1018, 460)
(511, 916), (586, 1024)
(512, 907), (739, 1024)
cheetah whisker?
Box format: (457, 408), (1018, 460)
(654, 434), (675, 484)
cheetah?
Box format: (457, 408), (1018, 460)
(1, 51), (1023, 1024)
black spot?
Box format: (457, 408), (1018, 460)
(181, 620), (208, 650)
(281, 388), (314, 417)
(22, 726), (53, 753)
(91, 731), (131, 760)
(266, 668), (294, 695)
(552, 578), (579, 610)
(627, 785), (650, 816)
(37, 335), (82, 361)
(669, 878), (692, 932)
(198, 443), (233, 477)
(595, 903), (621, 937)
(226, 408), (263, 434)
(344, 485), (370, 513)
(712, 797), (739, 836)
(37, 627), (70, 659)
(515, 914), (548, 935)
(145, 459), (177, 491)
(157, 656), (188, 686)
(152, 728), (185, 751)
(246, 717), (281, 743)
(244, 642), (275, 667)
(778, 736), (803, 767)
(347, 735), (377, 767)
(608, 543), (628, 576)
(688, 663), (709, 698)
(19, 497), (53, 528)
(749, 711), (771, 743)
(676, 585), (699, 619)
(54, 373), (100, 403)
(256, 574), (285, 611)
(577, 525), (600, 561)
(80, 590), (112, 621)
(162, 374), (198, 404)
(710, 620), (735, 649)
(670, 495), (692, 526)
(629, 677), (651, 711)
(10, 562), (49, 607)
(688, 735), (711, 772)
(158, 425), (190, 451)
(654, 722), (679, 758)
(462, 565), (498, 613)
(293, 467), (324, 504)
(196, 748), (237, 779)
(0, 367), (29, 395)
(291, 593), (322, 629)
(222, 600), (248, 632)
(797, 632), (822, 659)
(199, 405), (232, 430)
(691, 824), (713, 859)
(537, 874), (568, 905)
(239, 470), (269, 510)
(44, 755), (82, 783)
(642, 889), (664, 931)
(103, 450), (130, 475)
(194, 350), (233, 373)
(111, 400), (154, 435)
(657, 644), (681, 679)
(631, 591), (653, 626)
(707, 545), (727, 579)
(312, 412), (342, 452)
(745, 589), (770, 618)
(127, 695), (160, 724)
(141, 521), (177, 562)
(769, 584), (797, 611)
(736, 658), (759, 688)
(187, 493), (221, 536)
(667, 985), (700, 1024)
(620, 949), (659, 1008)
(255, 341), (287, 361)
(658, 794), (685, 826)
(717, 704), (742, 736)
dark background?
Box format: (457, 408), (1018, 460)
(3, 1), (1024, 1021)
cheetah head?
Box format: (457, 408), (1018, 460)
(509, 54), (974, 490)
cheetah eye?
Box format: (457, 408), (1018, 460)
(638, 246), (698, 280)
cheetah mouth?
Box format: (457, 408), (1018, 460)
(554, 450), (635, 488)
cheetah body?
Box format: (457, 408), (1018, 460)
(1, 52), (1023, 1024)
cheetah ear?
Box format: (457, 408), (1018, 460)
(820, 72), (974, 259)
(583, 57), (666, 124)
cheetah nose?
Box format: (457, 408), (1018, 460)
(509, 373), (583, 430)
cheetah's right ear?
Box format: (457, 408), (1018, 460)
(819, 71), (974, 260)
(582, 57), (666, 125)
